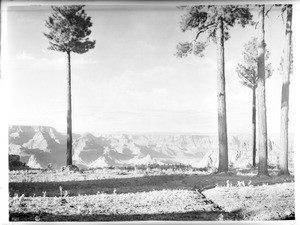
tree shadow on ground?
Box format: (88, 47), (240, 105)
(9, 173), (294, 197)
(10, 209), (244, 221)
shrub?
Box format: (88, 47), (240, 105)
(47, 163), (53, 171)
(107, 166), (115, 170)
(9, 155), (29, 171)
(61, 165), (79, 173)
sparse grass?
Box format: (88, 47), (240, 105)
(9, 165), (212, 183)
(203, 182), (295, 220)
(9, 190), (218, 218)
(9, 171), (294, 198)
(8, 167), (295, 221)
(9, 164), (293, 183)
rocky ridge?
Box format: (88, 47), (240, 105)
(9, 125), (294, 170)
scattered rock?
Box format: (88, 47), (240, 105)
(61, 165), (79, 173)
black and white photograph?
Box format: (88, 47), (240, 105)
(1, 0), (299, 222)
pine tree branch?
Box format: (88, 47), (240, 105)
(241, 71), (253, 85)
(265, 5), (274, 18)
(193, 22), (216, 42)
(207, 27), (217, 42)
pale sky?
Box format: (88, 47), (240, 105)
(4, 4), (297, 134)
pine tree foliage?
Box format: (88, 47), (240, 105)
(236, 37), (273, 89)
(176, 5), (253, 57)
(44, 5), (95, 54)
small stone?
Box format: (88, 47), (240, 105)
(285, 210), (291, 216)
(35, 216), (41, 221)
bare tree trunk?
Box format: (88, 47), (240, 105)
(252, 87), (256, 167)
(278, 4), (292, 176)
(257, 5), (269, 177)
(66, 51), (73, 166)
(216, 17), (228, 173)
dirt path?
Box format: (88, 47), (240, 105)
(9, 173), (294, 197)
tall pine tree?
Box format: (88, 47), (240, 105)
(176, 5), (252, 173)
(256, 5), (269, 177)
(44, 6), (95, 166)
(278, 4), (293, 176)
(236, 37), (272, 167)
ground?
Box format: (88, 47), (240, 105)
(9, 167), (295, 221)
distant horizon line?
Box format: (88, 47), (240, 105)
(9, 124), (289, 136)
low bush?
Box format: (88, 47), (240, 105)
(9, 155), (29, 171)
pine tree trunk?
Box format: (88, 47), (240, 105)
(252, 87), (256, 167)
(216, 17), (228, 173)
(257, 5), (269, 177)
(278, 4), (292, 176)
(66, 51), (73, 166)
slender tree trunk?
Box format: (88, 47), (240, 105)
(252, 87), (256, 167)
(257, 5), (269, 177)
(216, 17), (228, 173)
(278, 4), (292, 176)
(66, 51), (73, 166)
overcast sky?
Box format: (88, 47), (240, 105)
(5, 4), (296, 134)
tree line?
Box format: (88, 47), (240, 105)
(44, 4), (293, 177)
(176, 4), (293, 176)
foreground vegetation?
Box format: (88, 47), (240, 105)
(10, 189), (235, 221)
(9, 166), (294, 221)
(9, 164), (210, 183)
(203, 182), (294, 220)
(10, 182), (294, 221)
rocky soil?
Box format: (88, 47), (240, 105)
(9, 168), (295, 221)
(203, 182), (295, 220)
(10, 189), (239, 221)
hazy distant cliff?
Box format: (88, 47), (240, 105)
(9, 125), (294, 170)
